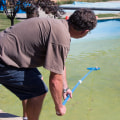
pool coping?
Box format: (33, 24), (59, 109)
(97, 16), (120, 20)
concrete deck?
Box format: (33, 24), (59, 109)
(97, 16), (120, 20)
(0, 110), (22, 120)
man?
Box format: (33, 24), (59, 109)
(0, 8), (97, 120)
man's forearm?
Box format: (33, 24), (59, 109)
(62, 66), (68, 89)
(49, 68), (71, 115)
(49, 72), (63, 108)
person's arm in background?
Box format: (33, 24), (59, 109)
(49, 66), (72, 116)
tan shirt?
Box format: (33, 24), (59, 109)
(0, 18), (71, 74)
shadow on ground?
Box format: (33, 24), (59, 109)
(0, 112), (19, 118)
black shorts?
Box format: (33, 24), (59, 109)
(0, 61), (48, 100)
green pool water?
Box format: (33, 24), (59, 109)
(0, 19), (120, 120)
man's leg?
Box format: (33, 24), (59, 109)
(22, 100), (28, 120)
(22, 76), (45, 120)
(0, 65), (48, 120)
(27, 93), (47, 120)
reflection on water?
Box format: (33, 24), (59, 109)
(64, 19), (120, 120)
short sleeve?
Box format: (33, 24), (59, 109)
(43, 43), (69, 74)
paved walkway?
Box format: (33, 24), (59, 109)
(0, 110), (22, 120)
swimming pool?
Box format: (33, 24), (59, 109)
(61, 1), (120, 14)
(72, 19), (120, 42)
(0, 19), (120, 120)
(70, 19), (120, 56)
(64, 19), (120, 120)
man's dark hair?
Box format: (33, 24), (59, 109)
(68, 8), (97, 31)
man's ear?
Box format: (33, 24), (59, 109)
(86, 30), (89, 32)
(80, 30), (89, 37)
(81, 30), (89, 34)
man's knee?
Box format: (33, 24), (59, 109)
(30, 93), (47, 102)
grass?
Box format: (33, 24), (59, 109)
(97, 13), (120, 18)
(0, 13), (20, 31)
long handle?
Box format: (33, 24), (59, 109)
(62, 67), (100, 105)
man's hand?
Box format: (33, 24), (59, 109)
(55, 105), (66, 116)
(63, 88), (72, 101)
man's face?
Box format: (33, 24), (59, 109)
(69, 26), (89, 39)
(72, 30), (89, 39)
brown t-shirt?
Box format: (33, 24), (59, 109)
(0, 18), (71, 74)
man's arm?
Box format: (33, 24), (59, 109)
(49, 71), (66, 116)
(49, 66), (72, 116)
(62, 66), (68, 89)
(62, 66), (72, 100)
